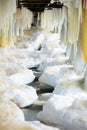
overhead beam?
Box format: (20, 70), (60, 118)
(17, 0), (51, 12)
(18, 4), (47, 8)
(18, 5), (45, 7)
(19, 3), (48, 4)
(19, 0), (50, 2)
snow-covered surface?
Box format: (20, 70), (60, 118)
(0, 97), (61, 130)
(3, 86), (38, 108)
(39, 65), (75, 87)
(38, 56), (69, 71)
(0, 29), (87, 130)
(0, 31), (66, 109)
(53, 79), (87, 100)
(0, 98), (40, 130)
(0, 73), (38, 108)
(38, 94), (87, 130)
(38, 95), (74, 127)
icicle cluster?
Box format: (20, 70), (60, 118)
(41, 9), (54, 31)
(0, 0), (16, 28)
(40, 0), (87, 62)
(13, 7), (33, 36)
(41, 8), (64, 35)
(0, 1), (33, 48)
(0, 0), (16, 48)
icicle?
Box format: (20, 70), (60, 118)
(61, 6), (68, 44)
(73, 0), (82, 42)
(41, 12), (44, 29)
(67, 2), (79, 44)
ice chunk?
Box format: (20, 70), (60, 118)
(10, 69), (35, 85)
